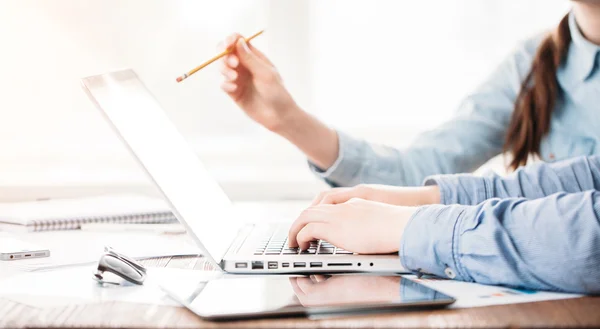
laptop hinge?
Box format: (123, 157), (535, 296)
(221, 224), (255, 259)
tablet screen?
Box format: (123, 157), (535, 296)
(163, 274), (454, 319)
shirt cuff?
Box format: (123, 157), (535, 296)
(423, 174), (489, 205)
(400, 204), (472, 281)
(307, 131), (365, 187)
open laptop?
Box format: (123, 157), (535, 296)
(81, 69), (406, 274)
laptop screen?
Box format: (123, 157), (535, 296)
(81, 69), (242, 266)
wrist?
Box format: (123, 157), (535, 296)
(388, 206), (418, 252)
(419, 186), (441, 205)
(268, 103), (305, 134)
(272, 107), (340, 170)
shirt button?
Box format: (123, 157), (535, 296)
(549, 153), (555, 160)
(444, 267), (456, 279)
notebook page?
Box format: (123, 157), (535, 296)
(0, 194), (172, 226)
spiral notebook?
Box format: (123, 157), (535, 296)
(0, 194), (177, 232)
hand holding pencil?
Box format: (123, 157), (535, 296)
(176, 30), (264, 83)
(215, 32), (301, 133)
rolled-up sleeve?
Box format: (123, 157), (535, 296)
(401, 191), (600, 294)
(400, 205), (468, 281)
(308, 131), (368, 187)
(424, 155), (600, 205)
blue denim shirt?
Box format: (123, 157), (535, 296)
(405, 155), (600, 294)
(310, 12), (600, 188)
(310, 13), (600, 293)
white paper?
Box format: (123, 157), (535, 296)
(0, 230), (200, 271)
(405, 275), (581, 308)
(0, 265), (221, 308)
(0, 194), (172, 225)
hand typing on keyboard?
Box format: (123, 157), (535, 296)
(287, 198), (416, 254)
(253, 229), (354, 256)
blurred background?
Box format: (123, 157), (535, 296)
(0, 0), (570, 201)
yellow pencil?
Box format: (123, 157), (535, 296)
(176, 30), (264, 83)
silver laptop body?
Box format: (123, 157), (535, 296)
(81, 69), (406, 274)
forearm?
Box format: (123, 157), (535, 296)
(426, 155), (600, 205)
(401, 192), (600, 293)
(273, 108), (339, 170)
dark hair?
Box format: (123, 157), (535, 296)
(503, 14), (572, 170)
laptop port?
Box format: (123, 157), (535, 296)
(251, 261), (264, 270)
(293, 262), (306, 268)
(327, 263), (352, 267)
(268, 261), (278, 269)
(310, 262), (322, 268)
(235, 262), (248, 269)
(281, 262), (290, 268)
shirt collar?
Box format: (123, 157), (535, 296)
(566, 11), (600, 83)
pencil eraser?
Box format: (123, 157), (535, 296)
(176, 77), (183, 83)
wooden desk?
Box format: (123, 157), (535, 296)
(1, 256), (599, 328)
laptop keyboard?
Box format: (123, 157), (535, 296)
(253, 226), (354, 256)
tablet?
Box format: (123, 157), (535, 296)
(161, 274), (455, 320)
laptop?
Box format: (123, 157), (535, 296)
(81, 69), (407, 274)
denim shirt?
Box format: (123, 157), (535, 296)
(310, 13), (600, 293)
(407, 155), (600, 294)
(310, 12), (600, 188)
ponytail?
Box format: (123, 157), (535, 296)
(504, 14), (572, 170)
